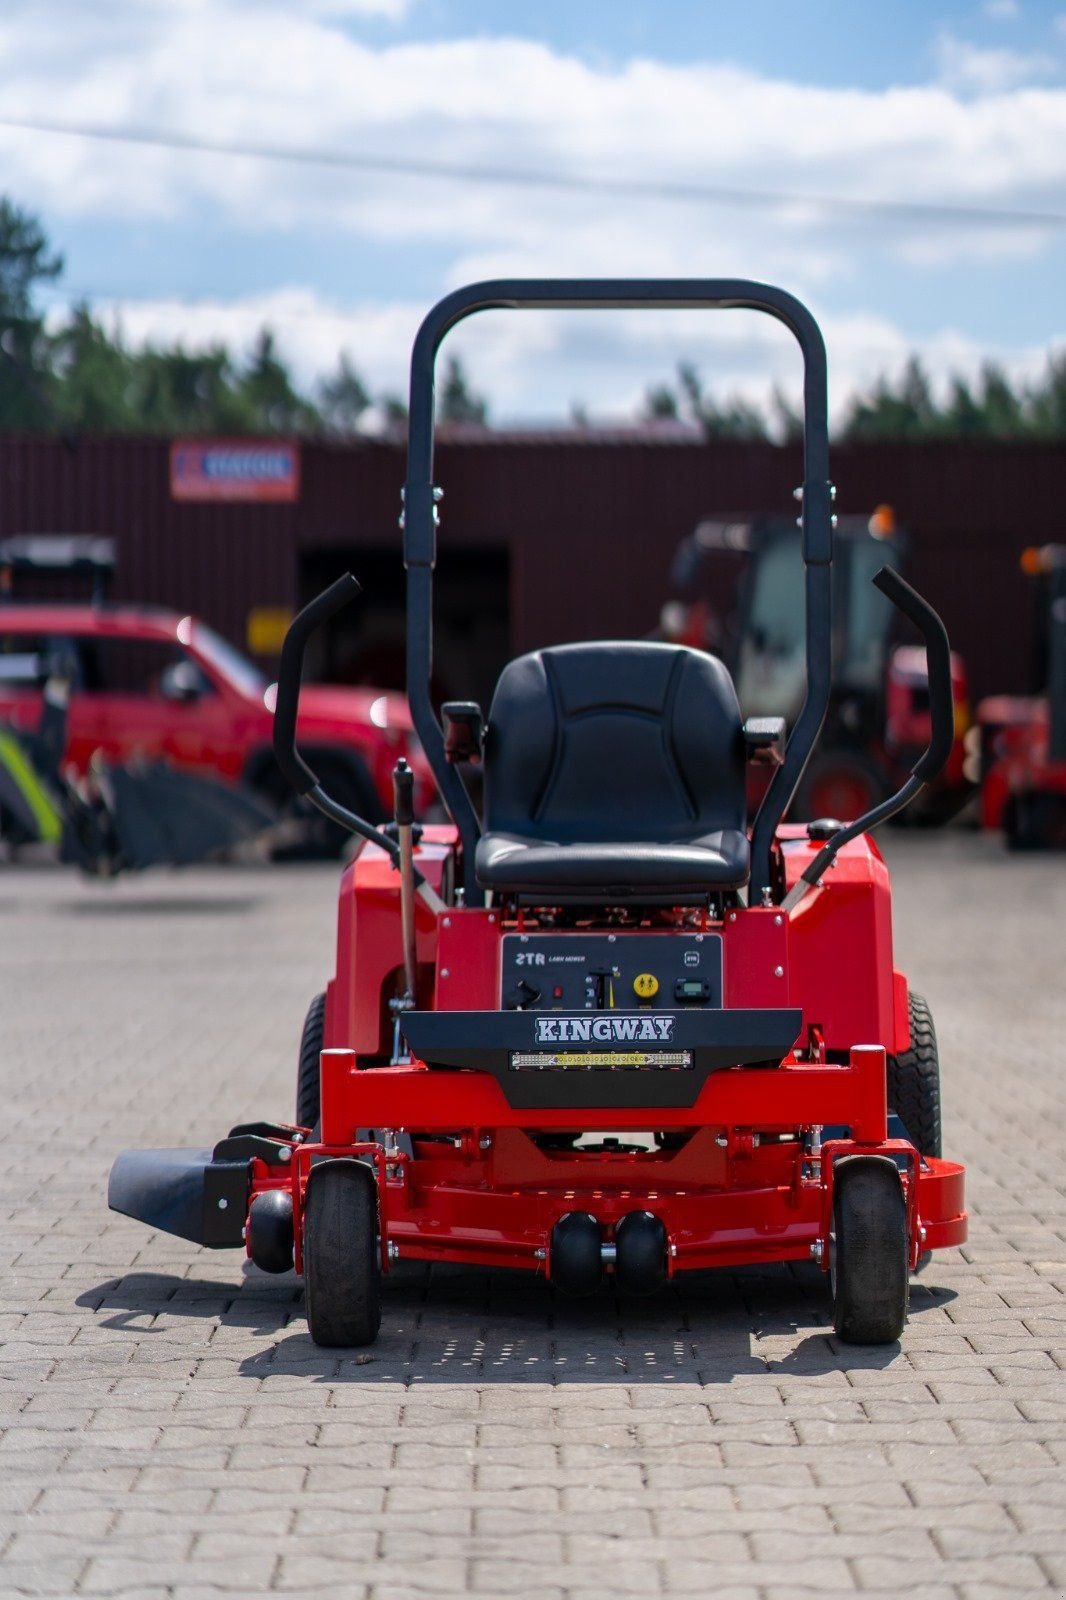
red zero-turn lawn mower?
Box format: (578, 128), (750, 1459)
(109, 280), (967, 1346)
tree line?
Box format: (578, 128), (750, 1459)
(0, 198), (487, 437)
(2, 197), (1063, 441)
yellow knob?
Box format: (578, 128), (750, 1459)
(633, 972), (659, 1000)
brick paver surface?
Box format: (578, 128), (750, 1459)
(1, 834), (1063, 1598)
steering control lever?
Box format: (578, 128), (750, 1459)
(781, 566), (955, 913)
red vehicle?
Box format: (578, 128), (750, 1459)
(660, 509), (971, 821)
(975, 544), (1066, 848)
(0, 589), (431, 848)
(110, 279), (966, 1349)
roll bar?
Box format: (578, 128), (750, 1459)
(402, 279), (835, 902)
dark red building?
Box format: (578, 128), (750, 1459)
(0, 431), (1058, 705)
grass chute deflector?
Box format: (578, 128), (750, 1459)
(108, 277), (967, 1351)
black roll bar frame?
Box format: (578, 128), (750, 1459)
(402, 279), (835, 903)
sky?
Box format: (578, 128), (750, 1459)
(1, 0), (1064, 426)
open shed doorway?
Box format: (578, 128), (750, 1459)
(298, 546), (510, 709)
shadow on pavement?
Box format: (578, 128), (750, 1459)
(78, 1261), (956, 1386)
(58, 895), (264, 916)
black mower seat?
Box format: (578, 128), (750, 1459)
(475, 640), (749, 899)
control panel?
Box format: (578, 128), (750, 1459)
(500, 932), (723, 1011)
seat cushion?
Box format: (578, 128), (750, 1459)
(476, 828), (751, 899)
(476, 639), (749, 900)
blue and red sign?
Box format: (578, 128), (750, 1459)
(170, 440), (300, 503)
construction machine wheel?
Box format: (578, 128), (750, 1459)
(792, 752), (886, 824)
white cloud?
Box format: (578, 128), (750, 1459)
(0, 5), (1063, 255)
(934, 31), (1056, 93)
(4, 2), (1065, 418)
(983, 0), (1020, 19)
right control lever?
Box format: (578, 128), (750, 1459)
(782, 567), (955, 913)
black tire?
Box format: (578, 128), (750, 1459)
(831, 1157), (909, 1344)
(303, 1161), (382, 1348)
(791, 752), (886, 824)
(252, 748), (382, 859)
(296, 991), (326, 1129)
(1007, 790), (1066, 851)
(887, 992), (942, 1159)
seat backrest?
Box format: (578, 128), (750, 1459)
(482, 640), (745, 843)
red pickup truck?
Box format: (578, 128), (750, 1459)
(0, 603), (432, 845)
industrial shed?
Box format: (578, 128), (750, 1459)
(0, 431), (1056, 705)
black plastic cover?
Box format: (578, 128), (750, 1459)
(402, 1006), (802, 1110)
(108, 1147), (249, 1248)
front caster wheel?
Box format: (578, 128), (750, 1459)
(831, 1156), (909, 1345)
(303, 1161), (381, 1348)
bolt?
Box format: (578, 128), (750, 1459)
(217, 1198), (228, 1210)
(810, 1239), (824, 1261)
(774, 965), (784, 978)
(387, 1241), (400, 1261)
(443, 916), (451, 927)
(534, 1247), (547, 1260)
(728, 912), (737, 923)
(440, 968), (450, 978)
(479, 1135), (492, 1151)
(278, 1146), (292, 1162)
(716, 1135), (729, 1147)
(774, 914), (783, 926)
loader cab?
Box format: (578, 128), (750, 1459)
(674, 511), (902, 730)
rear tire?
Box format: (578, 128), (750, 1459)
(303, 1161), (381, 1348)
(887, 992), (942, 1159)
(296, 992), (326, 1129)
(831, 1157), (909, 1345)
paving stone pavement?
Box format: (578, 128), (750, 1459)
(0, 833), (1063, 1599)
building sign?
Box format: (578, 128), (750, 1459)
(246, 606), (294, 656)
(170, 441), (299, 503)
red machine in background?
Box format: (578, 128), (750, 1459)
(660, 507), (970, 821)
(975, 544), (1066, 849)
(0, 536), (433, 853)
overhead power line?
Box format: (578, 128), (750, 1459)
(1, 114), (1064, 230)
